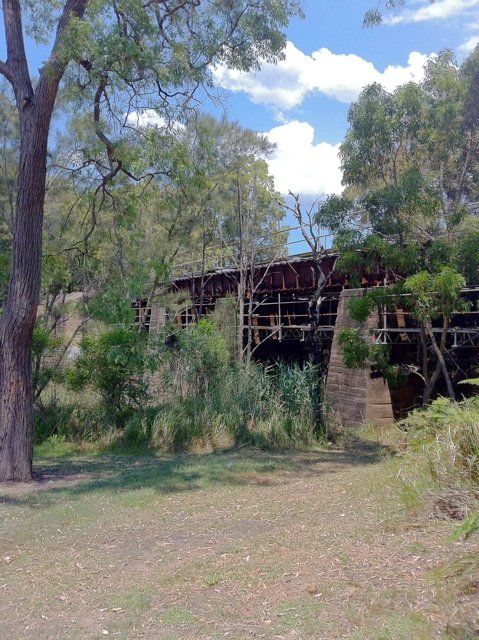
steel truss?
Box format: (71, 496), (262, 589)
(374, 327), (479, 348)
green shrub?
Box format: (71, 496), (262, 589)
(154, 322), (323, 451)
(397, 396), (479, 525)
(31, 324), (66, 397)
(35, 321), (324, 454)
(68, 327), (154, 427)
(152, 398), (211, 452)
(399, 397), (479, 439)
(104, 407), (160, 454)
(449, 512), (479, 541)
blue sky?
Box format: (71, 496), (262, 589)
(211, 0), (479, 201)
(3, 0), (478, 201)
(2, 0), (478, 245)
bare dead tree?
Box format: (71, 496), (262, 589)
(282, 192), (338, 370)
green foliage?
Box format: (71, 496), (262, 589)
(86, 288), (136, 326)
(313, 53), (479, 402)
(362, 2), (407, 28)
(337, 269), (467, 399)
(153, 362), (321, 452)
(31, 324), (66, 396)
(404, 267), (466, 322)
(348, 292), (376, 322)
(34, 395), (109, 444)
(41, 254), (72, 295)
(44, 113), (286, 310)
(57, 0), (303, 123)
(363, 167), (439, 242)
(399, 396), (479, 436)
(348, 288), (393, 323)
(152, 322), (323, 451)
(338, 327), (402, 387)
(332, 47), (479, 290)
(427, 238), (454, 272)
(460, 378), (479, 388)
(455, 228), (479, 285)
(40, 319), (318, 454)
(166, 318), (231, 397)
(449, 512), (479, 541)
(110, 407), (161, 454)
(316, 194), (355, 233)
(68, 328), (153, 427)
(1, 0), (304, 480)
(397, 395), (479, 527)
(34, 434), (74, 458)
(337, 329), (370, 368)
(333, 232), (422, 283)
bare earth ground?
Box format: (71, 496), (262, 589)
(1, 441), (478, 640)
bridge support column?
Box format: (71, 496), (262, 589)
(324, 289), (394, 430)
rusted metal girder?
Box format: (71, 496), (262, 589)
(170, 254), (346, 299)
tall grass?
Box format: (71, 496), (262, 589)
(35, 321), (325, 453)
(150, 359), (323, 452)
(34, 385), (108, 444)
(397, 397), (479, 524)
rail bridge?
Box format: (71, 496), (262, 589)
(136, 252), (479, 428)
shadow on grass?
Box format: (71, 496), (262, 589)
(0, 436), (391, 508)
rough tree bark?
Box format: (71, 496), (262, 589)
(0, 0), (89, 481)
(0, 113), (51, 480)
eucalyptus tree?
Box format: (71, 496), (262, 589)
(326, 48), (479, 273)
(179, 116), (285, 358)
(322, 48), (479, 404)
(43, 112), (284, 343)
(147, 115), (283, 273)
(0, 0), (302, 481)
(0, 87), (18, 305)
(135, 114), (285, 352)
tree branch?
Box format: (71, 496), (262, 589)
(35, 0), (89, 107)
(283, 191), (317, 254)
(2, 0), (32, 101)
(0, 60), (14, 85)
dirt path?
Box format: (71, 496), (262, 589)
(1, 444), (478, 639)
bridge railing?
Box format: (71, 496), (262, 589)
(169, 226), (336, 278)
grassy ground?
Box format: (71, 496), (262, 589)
(1, 439), (478, 639)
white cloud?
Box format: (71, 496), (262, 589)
(213, 42), (429, 109)
(458, 35), (479, 52)
(265, 121), (342, 196)
(387, 0), (479, 24)
(126, 109), (166, 128)
(125, 109), (185, 131)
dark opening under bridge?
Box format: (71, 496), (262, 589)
(135, 252), (479, 428)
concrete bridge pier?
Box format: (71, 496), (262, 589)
(324, 288), (394, 430)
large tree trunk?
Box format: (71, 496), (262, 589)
(0, 109), (51, 481)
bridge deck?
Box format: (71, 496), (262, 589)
(135, 254), (479, 360)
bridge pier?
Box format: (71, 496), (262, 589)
(324, 289), (394, 430)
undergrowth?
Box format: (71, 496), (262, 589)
(395, 396), (479, 531)
(150, 360), (323, 452)
(35, 353), (324, 455)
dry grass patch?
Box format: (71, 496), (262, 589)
(0, 443), (478, 638)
